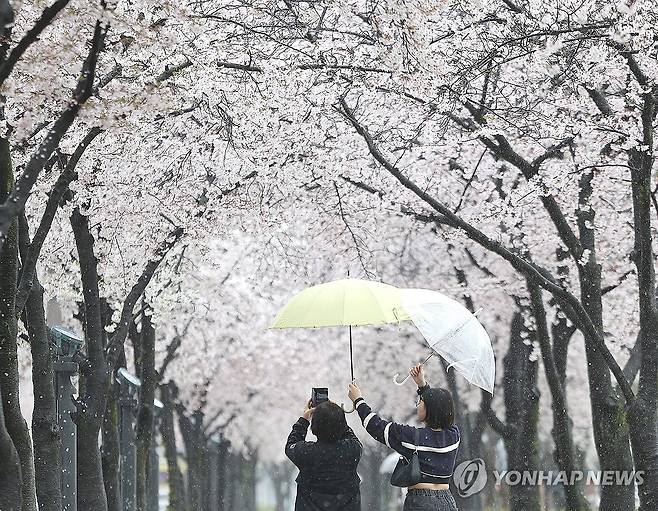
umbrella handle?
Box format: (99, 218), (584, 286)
(341, 402), (356, 413)
(393, 352), (436, 386)
(393, 373), (410, 386)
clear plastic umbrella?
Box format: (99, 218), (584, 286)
(393, 289), (495, 395)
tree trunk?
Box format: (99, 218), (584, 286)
(0, 384), (22, 510)
(502, 311), (540, 511)
(360, 446), (390, 511)
(71, 206), (178, 510)
(269, 461), (293, 511)
(575, 168), (636, 511)
(200, 440), (212, 511)
(466, 399), (493, 508)
(447, 255), (487, 511)
(228, 451), (256, 511)
(178, 410), (195, 510)
(25, 278), (62, 511)
(216, 439), (229, 511)
(224, 451), (240, 511)
(529, 283), (590, 510)
(160, 382), (187, 511)
(71, 208), (110, 511)
(440, 360), (482, 511)
(102, 373), (122, 511)
(627, 139), (658, 510)
(243, 452), (257, 511)
(77, 421), (108, 511)
(0, 135), (37, 511)
(136, 307), (156, 511)
(178, 405), (207, 511)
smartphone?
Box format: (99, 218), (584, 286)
(311, 387), (329, 407)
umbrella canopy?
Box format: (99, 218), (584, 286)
(270, 279), (495, 395)
(402, 289), (495, 394)
(270, 278), (405, 328)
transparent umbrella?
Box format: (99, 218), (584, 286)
(393, 289), (495, 394)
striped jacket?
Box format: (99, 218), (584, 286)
(354, 392), (460, 484)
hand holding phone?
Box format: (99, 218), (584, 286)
(311, 387), (329, 408)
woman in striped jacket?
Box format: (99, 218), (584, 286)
(347, 365), (460, 511)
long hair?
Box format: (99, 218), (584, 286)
(311, 402), (348, 441)
(422, 388), (455, 429)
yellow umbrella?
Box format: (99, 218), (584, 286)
(270, 278), (406, 328)
(270, 278), (407, 383)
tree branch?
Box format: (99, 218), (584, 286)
(0, 0), (71, 87)
(0, 0), (14, 62)
(399, 204), (455, 226)
(480, 391), (514, 438)
(155, 57), (192, 84)
(619, 49), (650, 88)
(623, 334), (642, 385)
(12, 64), (119, 154)
(105, 226), (184, 366)
(531, 137), (575, 168)
(156, 319), (191, 382)
(446, 108), (584, 260)
(501, 0), (524, 13)
(217, 61), (262, 72)
(15, 127), (103, 314)
(0, 18), (108, 249)
(337, 97), (635, 403)
(216, 60), (394, 74)
(338, 174), (384, 197)
(585, 87), (614, 116)
(333, 181), (373, 278)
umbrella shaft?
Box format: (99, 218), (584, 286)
(349, 325), (354, 381)
(422, 352), (435, 365)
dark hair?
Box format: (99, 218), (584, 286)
(311, 402), (348, 442)
(421, 388), (455, 429)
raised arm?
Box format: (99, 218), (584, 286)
(348, 382), (416, 452)
(285, 401), (316, 467)
(285, 417), (312, 467)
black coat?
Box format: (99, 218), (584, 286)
(285, 417), (362, 511)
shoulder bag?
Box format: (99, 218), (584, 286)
(390, 428), (421, 487)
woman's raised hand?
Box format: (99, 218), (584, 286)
(302, 400), (315, 420)
(409, 364), (427, 387)
(347, 382), (362, 403)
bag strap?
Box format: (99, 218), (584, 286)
(413, 428), (420, 454)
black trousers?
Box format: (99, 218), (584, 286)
(294, 488), (361, 511)
(403, 489), (458, 511)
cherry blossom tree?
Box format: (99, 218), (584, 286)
(2, 1), (657, 510)
(192, 0), (657, 508)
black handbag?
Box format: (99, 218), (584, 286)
(390, 428), (421, 487)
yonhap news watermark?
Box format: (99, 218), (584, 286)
(453, 458), (645, 498)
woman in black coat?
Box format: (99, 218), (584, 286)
(285, 400), (362, 511)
